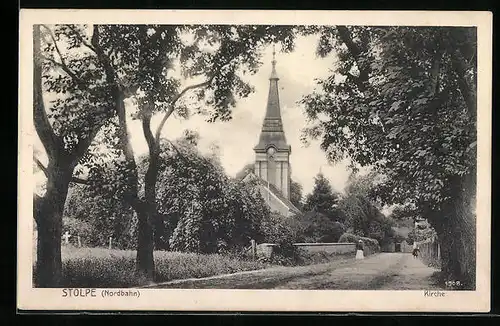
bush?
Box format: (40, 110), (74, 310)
(338, 233), (380, 255)
(257, 212), (305, 260)
(298, 211), (345, 243)
(254, 212), (307, 265)
(259, 212), (305, 245)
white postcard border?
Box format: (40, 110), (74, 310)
(18, 9), (492, 312)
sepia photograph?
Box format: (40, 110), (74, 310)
(18, 10), (492, 312)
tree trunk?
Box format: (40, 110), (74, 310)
(134, 143), (161, 283)
(34, 162), (73, 287)
(145, 152), (165, 250)
(135, 206), (155, 283)
(433, 172), (476, 289)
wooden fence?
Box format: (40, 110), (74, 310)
(415, 236), (441, 268)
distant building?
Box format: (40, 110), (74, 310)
(414, 216), (430, 229)
(242, 47), (300, 217)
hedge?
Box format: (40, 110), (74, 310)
(338, 233), (380, 256)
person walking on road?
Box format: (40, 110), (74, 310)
(355, 240), (365, 260)
(412, 246), (420, 258)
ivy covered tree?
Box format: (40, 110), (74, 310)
(302, 26), (477, 285)
(154, 136), (269, 253)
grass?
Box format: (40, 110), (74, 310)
(33, 245), (273, 288)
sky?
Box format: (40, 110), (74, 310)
(34, 34), (357, 197)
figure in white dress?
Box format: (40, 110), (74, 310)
(355, 240), (365, 259)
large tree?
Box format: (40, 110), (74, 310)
(303, 172), (343, 222)
(75, 25), (298, 281)
(33, 25), (116, 287)
(337, 172), (395, 246)
(302, 26), (477, 285)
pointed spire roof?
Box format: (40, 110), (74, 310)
(254, 45), (291, 153)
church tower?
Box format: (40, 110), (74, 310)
(253, 46), (292, 200)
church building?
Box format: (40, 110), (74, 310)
(242, 47), (301, 217)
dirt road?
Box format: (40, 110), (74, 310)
(150, 253), (443, 290)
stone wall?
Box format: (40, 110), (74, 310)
(256, 243), (279, 258)
(256, 243), (359, 259)
(293, 242), (356, 255)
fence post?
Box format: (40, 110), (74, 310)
(109, 237), (113, 250)
(77, 235), (82, 248)
(250, 239), (256, 261)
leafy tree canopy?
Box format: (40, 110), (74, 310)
(301, 26), (476, 215)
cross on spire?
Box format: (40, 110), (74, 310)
(272, 44), (276, 66)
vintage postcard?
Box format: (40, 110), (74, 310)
(18, 9), (492, 312)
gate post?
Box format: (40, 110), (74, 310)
(250, 239), (256, 261)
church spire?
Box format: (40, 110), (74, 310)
(253, 44), (290, 152)
(253, 44), (292, 201)
(270, 44), (279, 80)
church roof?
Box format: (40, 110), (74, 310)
(254, 47), (290, 153)
(242, 172), (301, 215)
(257, 178), (301, 215)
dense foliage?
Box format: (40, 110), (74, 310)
(63, 184), (137, 249)
(302, 26), (477, 284)
(303, 173), (344, 223)
(33, 24), (300, 285)
(154, 138), (270, 254)
(290, 179), (304, 210)
(298, 211), (345, 243)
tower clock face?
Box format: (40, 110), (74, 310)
(267, 147), (276, 156)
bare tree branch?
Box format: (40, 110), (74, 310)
(33, 153), (90, 184)
(336, 26), (371, 92)
(154, 78), (214, 142)
(33, 25), (60, 159)
(33, 155), (48, 177)
(71, 177), (90, 185)
(141, 109), (156, 153)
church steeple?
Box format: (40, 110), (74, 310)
(253, 45), (292, 200)
(254, 45), (290, 153)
